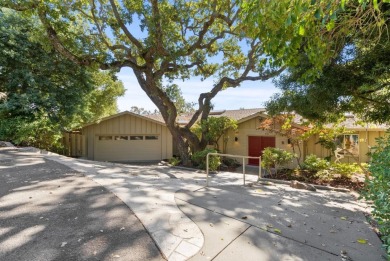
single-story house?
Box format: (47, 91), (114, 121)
(63, 108), (388, 165)
(63, 111), (172, 162)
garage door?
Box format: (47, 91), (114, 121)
(248, 136), (275, 165)
(94, 135), (161, 162)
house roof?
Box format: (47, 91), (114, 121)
(82, 109), (389, 131)
(82, 111), (167, 128)
(142, 108), (267, 125)
(325, 115), (389, 131)
(210, 108), (266, 122)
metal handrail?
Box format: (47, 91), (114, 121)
(206, 153), (261, 187)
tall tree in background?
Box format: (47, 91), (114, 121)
(2, 0), (387, 162)
(0, 10), (125, 149)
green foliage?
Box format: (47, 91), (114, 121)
(332, 163), (360, 178)
(0, 10), (124, 150)
(168, 157), (181, 166)
(267, 38), (390, 123)
(255, 1), (390, 123)
(191, 148), (221, 171)
(261, 147), (295, 176)
(315, 162), (362, 181)
(162, 84), (194, 114)
(243, 0), (388, 79)
(222, 157), (241, 168)
(310, 123), (349, 158)
(363, 132), (390, 257)
(192, 117), (237, 150)
(303, 154), (330, 171)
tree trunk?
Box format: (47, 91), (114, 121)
(172, 131), (190, 165)
(133, 69), (211, 165)
(162, 114), (209, 165)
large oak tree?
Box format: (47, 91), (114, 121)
(2, 0), (285, 163)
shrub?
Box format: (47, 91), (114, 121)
(315, 163), (361, 181)
(331, 163), (360, 178)
(362, 132), (390, 257)
(191, 148), (221, 171)
(303, 154), (330, 171)
(222, 157), (241, 167)
(315, 169), (333, 181)
(261, 147), (294, 176)
(169, 157), (181, 166)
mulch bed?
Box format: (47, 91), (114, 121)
(262, 169), (366, 192)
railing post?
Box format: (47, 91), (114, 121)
(206, 153), (210, 187)
(242, 156), (245, 185)
(258, 156), (261, 181)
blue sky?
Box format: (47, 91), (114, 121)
(116, 67), (280, 112)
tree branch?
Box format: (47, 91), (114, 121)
(150, 0), (167, 56)
(38, 10), (92, 66)
(108, 0), (143, 50)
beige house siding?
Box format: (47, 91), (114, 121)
(63, 132), (82, 157)
(219, 116), (302, 166)
(305, 130), (385, 163)
(81, 113), (172, 162)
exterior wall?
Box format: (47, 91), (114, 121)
(305, 130), (386, 163)
(82, 114), (172, 161)
(220, 117), (302, 166)
(62, 132), (82, 157)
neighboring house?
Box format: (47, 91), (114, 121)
(63, 108), (388, 165)
(63, 111), (172, 162)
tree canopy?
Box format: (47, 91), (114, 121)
(266, 40), (390, 123)
(247, 0), (390, 123)
(1, 0), (285, 162)
(0, 10), (124, 149)
(2, 0), (388, 161)
(243, 0), (389, 78)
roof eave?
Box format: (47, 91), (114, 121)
(81, 111), (166, 129)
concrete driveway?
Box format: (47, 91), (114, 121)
(0, 148), (163, 261)
(0, 146), (386, 260)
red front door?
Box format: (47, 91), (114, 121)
(248, 136), (276, 165)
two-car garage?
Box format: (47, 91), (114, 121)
(81, 111), (173, 162)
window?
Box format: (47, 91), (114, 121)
(115, 136), (128, 140)
(99, 135), (112, 140)
(130, 135), (143, 140)
(336, 134), (359, 156)
(145, 135), (158, 140)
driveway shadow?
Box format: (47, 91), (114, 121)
(175, 184), (386, 261)
(0, 149), (164, 261)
